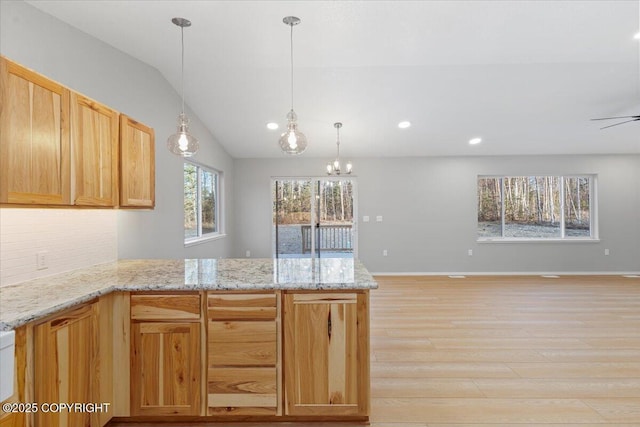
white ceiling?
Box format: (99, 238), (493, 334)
(26, 0), (640, 158)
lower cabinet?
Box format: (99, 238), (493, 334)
(207, 292), (279, 415)
(283, 291), (370, 417)
(130, 293), (201, 416)
(7, 289), (370, 425)
(34, 302), (99, 427)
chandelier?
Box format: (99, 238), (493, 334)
(326, 122), (352, 175)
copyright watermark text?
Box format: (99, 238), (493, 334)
(2, 402), (111, 413)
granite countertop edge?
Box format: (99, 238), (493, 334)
(0, 258), (377, 331)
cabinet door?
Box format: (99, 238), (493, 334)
(131, 322), (200, 416)
(0, 56), (70, 205)
(71, 92), (119, 206)
(284, 292), (369, 417)
(119, 115), (154, 208)
(34, 303), (98, 427)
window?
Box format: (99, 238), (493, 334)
(184, 162), (221, 243)
(477, 175), (595, 240)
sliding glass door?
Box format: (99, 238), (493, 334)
(273, 178), (356, 258)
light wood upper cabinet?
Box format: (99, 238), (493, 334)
(283, 291), (370, 417)
(71, 92), (119, 206)
(34, 303), (100, 427)
(0, 56), (71, 205)
(1, 56), (155, 209)
(119, 115), (155, 208)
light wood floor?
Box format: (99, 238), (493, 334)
(111, 275), (640, 426)
(368, 275), (640, 426)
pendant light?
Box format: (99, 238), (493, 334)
(278, 16), (307, 155)
(167, 17), (199, 157)
(326, 122), (352, 175)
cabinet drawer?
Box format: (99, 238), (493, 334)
(209, 367), (276, 394)
(208, 321), (276, 343)
(131, 294), (201, 320)
(208, 293), (276, 320)
(208, 367), (277, 414)
(209, 341), (276, 366)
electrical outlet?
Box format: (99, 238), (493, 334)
(604, 248), (610, 256)
(468, 249), (473, 256)
(376, 215), (383, 222)
(363, 216), (370, 222)
(245, 250), (251, 258)
(36, 251), (48, 270)
(383, 249), (388, 256)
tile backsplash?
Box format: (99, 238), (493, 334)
(0, 208), (117, 287)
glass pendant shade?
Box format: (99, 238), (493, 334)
(279, 110), (307, 155)
(167, 113), (199, 157)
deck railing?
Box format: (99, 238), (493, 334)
(301, 224), (353, 253)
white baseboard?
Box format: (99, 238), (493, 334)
(371, 271), (640, 277)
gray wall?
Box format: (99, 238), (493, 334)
(3, 1), (638, 274)
(234, 155), (640, 274)
(0, 1), (235, 259)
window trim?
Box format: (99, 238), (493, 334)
(477, 174), (598, 242)
(184, 161), (224, 246)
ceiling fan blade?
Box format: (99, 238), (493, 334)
(599, 118), (640, 129)
(591, 115), (639, 121)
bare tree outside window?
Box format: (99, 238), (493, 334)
(184, 163), (198, 239)
(478, 176), (593, 240)
(184, 162), (221, 242)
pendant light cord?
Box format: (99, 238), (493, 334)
(181, 25), (186, 115)
(290, 22), (294, 111)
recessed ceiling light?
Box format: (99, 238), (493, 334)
(266, 122), (279, 130)
(469, 137), (482, 145)
(398, 121), (411, 129)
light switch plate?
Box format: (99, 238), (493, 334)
(36, 251), (48, 270)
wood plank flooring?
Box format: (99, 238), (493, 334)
(369, 275), (640, 426)
(110, 275), (640, 426)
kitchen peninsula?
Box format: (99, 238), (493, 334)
(0, 258), (376, 426)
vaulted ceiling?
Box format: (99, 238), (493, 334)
(26, 0), (640, 158)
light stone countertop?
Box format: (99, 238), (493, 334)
(0, 258), (377, 330)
